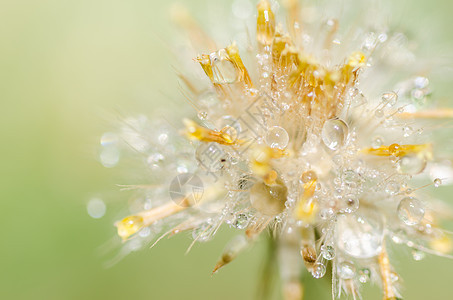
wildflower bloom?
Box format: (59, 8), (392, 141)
(103, 0), (453, 299)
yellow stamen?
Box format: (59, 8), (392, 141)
(378, 243), (398, 300)
(115, 201), (188, 241)
(294, 180), (318, 223)
(256, 0), (275, 45)
(397, 108), (453, 119)
(361, 143), (432, 158)
(183, 119), (241, 145)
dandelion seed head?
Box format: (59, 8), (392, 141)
(101, 0), (453, 298)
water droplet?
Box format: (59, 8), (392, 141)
(403, 126), (413, 137)
(192, 223), (212, 242)
(434, 178), (442, 187)
(301, 170), (317, 183)
(220, 125), (238, 143)
(116, 216), (144, 240)
(338, 261), (356, 279)
(197, 111), (208, 120)
(411, 88), (426, 103)
(87, 198), (106, 219)
(147, 152), (164, 167)
(371, 136), (383, 149)
(336, 212), (384, 258)
(391, 231), (405, 244)
(397, 197), (425, 225)
(414, 76), (429, 89)
(397, 154), (426, 175)
(390, 272), (399, 283)
(321, 245), (336, 260)
(139, 227), (151, 237)
(233, 214), (249, 229)
(266, 126), (289, 149)
(210, 49), (239, 84)
(321, 119), (348, 150)
(358, 268), (371, 283)
(343, 170), (359, 184)
(378, 33), (388, 42)
(381, 92), (398, 107)
(340, 194), (359, 213)
(385, 181), (400, 195)
(374, 109), (384, 118)
(312, 262), (326, 279)
(158, 133), (168, 145)
(319, 208), (334, 220)
(100, 147), (120, 168)
(412, 249), (425, 261)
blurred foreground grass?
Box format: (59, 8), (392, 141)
(1, 0), (453, 299)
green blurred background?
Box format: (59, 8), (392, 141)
(1, 0), (453, 299)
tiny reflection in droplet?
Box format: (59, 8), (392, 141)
(100, 132), (119, 147)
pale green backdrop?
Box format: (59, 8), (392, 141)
(1, 0), (453, 299)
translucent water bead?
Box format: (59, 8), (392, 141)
(321, 119), (348, 150)
(339, 194), (359, 213)
(336, 212), (384, 258)
(312, 262), (326, 279)
(434, 178), (442, 187)
(210, 49), (239, 84)
(232, 213), (249, 229)
(397, 197), (425, 225)
(265, 126), (289, 149)
(337, 261), (356, 280)
(87, 198), (106, 219)
(381, 91), (398, 107)
(321, 245), (336, 260)
(397, 154), (426, 175)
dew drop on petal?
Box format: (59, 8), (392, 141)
(301, 170), (318, 183)
(197, 111), (208, 120)
(337, 261), (356, 279)
(397, 154), (426, 175)
(312, 262), (327, 279)
(358, 268), (371, 283)
(220, 125), (238, 143)
(412, 249), (426, 261)
(371, 136), (383, 149)
(374, 109), (384, 118)
(321, 119), (348, 150)
(339, 194), (359, 213)
(414, 76), (429, 89)
(385, 180), (400, 195)
(336, 212), (384, 258)
(100, 147), (120, 168)
(390, 272), (399, 283)
(403, 126), (413, 137)
(210, 49), (239, 84)
(266, 126), (289, 149)
(321, 245), (336, 260)
(381, 92), (398, 107)
(233, 213), (249, 229)
(87, 198), (106, 219)
(434, 178), (442, 187)
(192, 223), (212, 242)
(138, 227), (151, 237)
(397, 197), (425, 225)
